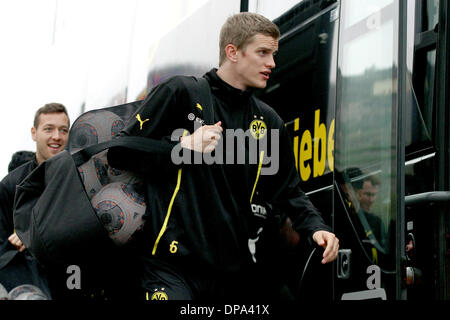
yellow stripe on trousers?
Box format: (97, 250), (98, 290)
(152, 131), (187, 255)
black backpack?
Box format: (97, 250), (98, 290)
(13, 77), (214, 268)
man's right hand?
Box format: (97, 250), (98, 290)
(180, 121), (223, 153)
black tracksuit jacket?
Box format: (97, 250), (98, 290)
(108, 69), (331, 274)
(0, 159), (52, 295)
(0, 159), (38, 270)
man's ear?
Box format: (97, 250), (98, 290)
(224, 44), (238, 63)
(31, 127), (37, 142)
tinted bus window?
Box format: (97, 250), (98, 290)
(417, 0), (439, 32)
(334, 0), (398, 295)
(409, 0), (438, 151)
(342, 0), (393, 28)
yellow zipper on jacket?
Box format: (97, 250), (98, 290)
(250, 150), (264, 204)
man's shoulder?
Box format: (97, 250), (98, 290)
(1, 160), (36, 188)
(160, 75), (204, 92)
(161, 75), (212, 110)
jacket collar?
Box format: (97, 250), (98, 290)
(204, 68), (254, 106)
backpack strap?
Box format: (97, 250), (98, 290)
(193, 77), (214, 125)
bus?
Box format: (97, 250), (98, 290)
(253, 0), (449, 301)
(92, 0), (449, 300)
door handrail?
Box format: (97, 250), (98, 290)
(405, 191), (450, 206)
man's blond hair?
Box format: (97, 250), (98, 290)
(219, 12), (280, 66)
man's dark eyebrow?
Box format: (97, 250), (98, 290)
(257, 46), (278, 53)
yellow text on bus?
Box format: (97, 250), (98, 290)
(292, 109), (335, 181)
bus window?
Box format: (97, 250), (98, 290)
(335, 0), (397, 276)
(407, 48), (434, 156)
(417, 0), (439, 32)
(409, 0), (439, 151)
(403, 0), (440, 300)
(342, 0), (393, 29)
(404, 0), (437, 198)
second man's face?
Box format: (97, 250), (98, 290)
(235, 34), (278, 90)
(32, 112), (70, 164)
(358, 181), (379, 213)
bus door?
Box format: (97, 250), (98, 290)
(257, 1), (339, 301)
(403, 0), (450, 300)
(333, 0), (402, 300)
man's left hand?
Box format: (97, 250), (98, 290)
(8, 233), (26, 252)
(312, 230), (339, 264)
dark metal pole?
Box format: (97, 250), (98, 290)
(396, 0), (408, 300)
(240, 0), (249, 12)
(435, 0), (450, 300)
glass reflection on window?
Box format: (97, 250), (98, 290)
(423, 50), (436, 132)
(343, 0), (393, 28)
(338, 168), (390, 262)
(341, 21), (394, 76)
(423, 0), (439, 31)
(336, 0), (396, 268)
